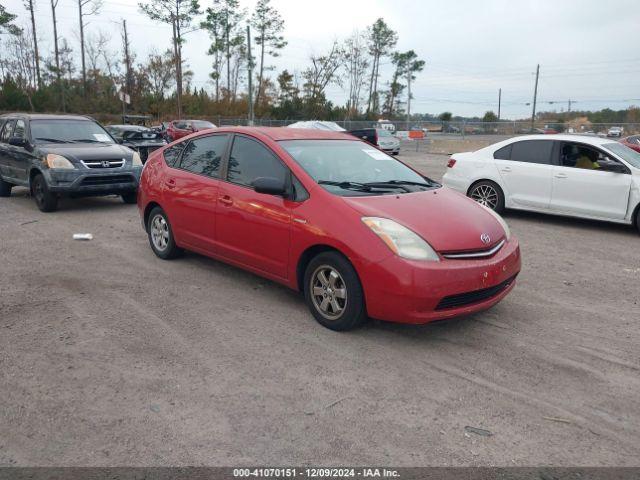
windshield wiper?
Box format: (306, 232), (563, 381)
(34, 137), (71, 144)
(318, 180), (374, 192)
(366, 179), (440, 189)
(70, 138), (104, 143)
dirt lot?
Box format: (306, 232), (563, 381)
(1, 149), (639, 467)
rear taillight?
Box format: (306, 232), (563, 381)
(447, 158), (457, 168)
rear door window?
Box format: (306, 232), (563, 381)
(179, 134), (228, 178)
(227, 135), (287, 187)
(509, 140), (553, 164)
(493, 144), (512, 160)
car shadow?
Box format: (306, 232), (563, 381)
(8, 186), (134, 212)
(503, 208), (637, 236)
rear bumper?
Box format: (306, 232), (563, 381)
(360, 237), (521, 324)
(43, 167), (141, 196)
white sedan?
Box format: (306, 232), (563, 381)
(442, 134), (640, 233)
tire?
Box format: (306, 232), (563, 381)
(0, 175), (12, 197)
(31, 173), (58, 212)
(122, 192), (137, 204)
(468, 180), (505, 214)
(635, 206), (640, 235)
(303, 251), (367, 331)
(147, 206), (182, 260)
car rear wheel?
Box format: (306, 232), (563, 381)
(122, 192), (137, 204)
(468, 180), (505, 214)
(0, 175), (12, 197)
(31, 174), (58, 212)
(303, 252), (366, 331)
(147, 206), (182, 259)
(635, 207), (640, 235)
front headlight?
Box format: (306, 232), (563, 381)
(479, 204), (511, 240)
(44, 154), (75, 169)
(132, 152), (143, 166)
(362, 217), (440, 261)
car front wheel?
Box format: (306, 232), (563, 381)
(31, 174), (58, 212)
(303, 252), (366, 331)
(147, 206), (182, 259)
(122, 192), (137, 204)
(468, 180), (505, 214)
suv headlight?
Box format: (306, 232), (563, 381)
(44, 154), (75, 169)
(132, 152), (143, 166)
(479, 204), (511, 240)
(362, 217), (439, 261)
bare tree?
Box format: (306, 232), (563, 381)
(343, 31), (369, 118)
(78, 0), (103, 95)
(23, 0), (41, 87)
(302, 41), (343, 115)
(139, 0), (202, 117)
(0, 27), (37, 108)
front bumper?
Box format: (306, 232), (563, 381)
(359, 237), (521, 324)
(43, 166), (142, 196)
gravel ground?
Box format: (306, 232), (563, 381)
(1, 150), (639, 466)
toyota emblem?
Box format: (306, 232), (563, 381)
(480, 233), (491, 245)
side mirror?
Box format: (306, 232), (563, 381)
(8, 136), (27, 147)
(252, 176), (287, 196)
(601, 162), (628, 174)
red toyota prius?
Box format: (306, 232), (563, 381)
(138, 127), (520, 331)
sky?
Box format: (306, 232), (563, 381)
(3, 0), (640, 119)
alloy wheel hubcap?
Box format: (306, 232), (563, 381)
(471, 185), (498, 209)
(310, 265), (348, 320)
(150, 214), (170, 251)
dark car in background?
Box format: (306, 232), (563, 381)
(0, 114), (142, 212)
(348, 127), (400, 155)
(166, 119), (217, 142)
(106, 124), (166, 163)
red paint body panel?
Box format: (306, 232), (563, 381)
(139, 127), (521, 325)
(620, 137), (640, 153)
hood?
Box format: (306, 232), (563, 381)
(38, 143), (134, 162)
(342, 187), (506, 253)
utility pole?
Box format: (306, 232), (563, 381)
(530, 64), (540, 132)
(122, 19), (132, 114)
(78, 0), (87, 96)
(246, 25), (254, 126)
(568, 99), (572, 113)
(406, 69), (412, 127)
(498, 88), (501, 120)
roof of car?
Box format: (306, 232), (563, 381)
(216, 126), (355, 141)
(0, 113), (94, 121)
(503, 133), (621, 147)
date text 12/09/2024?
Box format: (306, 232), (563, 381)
(233, 468), (400, 478)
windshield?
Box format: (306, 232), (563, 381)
(377, 129), (392, 137)
(192, 121), (215, 129)
(280, 139), (437, 196)
(604, 142), (640, 168)
(31, 119), (114, 144)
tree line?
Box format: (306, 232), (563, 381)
(0, 0), (425, 122)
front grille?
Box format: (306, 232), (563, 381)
(80, 175), (133, 186)
(435, 275), (517, 310)
(442, 240), (505, 259)
(81, 159), (125, 169)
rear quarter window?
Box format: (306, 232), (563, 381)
(163, 143), (186, 168)
(493, 144), (512, 160)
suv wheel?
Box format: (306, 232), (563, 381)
(303, 251), (367, 331)
(636, 207), (640, 235)
(31, 174), (58, 212)
(147, 207), (182, 259)
(122, 192), (137, 204)
(0, 175), (12, 197)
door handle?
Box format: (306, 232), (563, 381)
(555, 173), (568, 179)
(165, 178), (176, 189)
(500, 167), (512, 172)
(219, 195), (233, 206)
